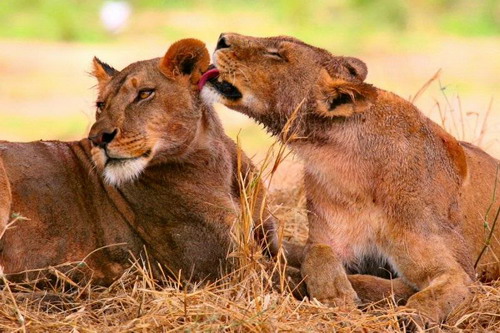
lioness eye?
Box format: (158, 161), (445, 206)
(96, 101), (105, 112)
(265, 49), (283, 60)
(138, 89), (154, 100)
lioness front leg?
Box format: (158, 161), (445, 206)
(301, 243), (360, 308)
(390, 233), (472, 326)
(283, 241), (416, 304)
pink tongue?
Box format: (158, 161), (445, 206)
(198, 68), (220, 90)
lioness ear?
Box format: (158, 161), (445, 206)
(343, 57), (368, 81)
(159, 38), (210, 84)
(316, 69), (375, 118)
(329, 56), (368, 82)
(92, 57), (118, 89)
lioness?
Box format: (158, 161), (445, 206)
(199, 33), (500, 324)
(0, 38), (277, 285)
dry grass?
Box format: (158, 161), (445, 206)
(1, 183), (499, 332)
(3, 267), (498, 332)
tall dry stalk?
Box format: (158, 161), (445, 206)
(474, 163), (500, 269)
(410, 69), (441, 103)
(416, 71), (494, 145)
(229, 99), (305, 291)
(476, 97), (494, 148)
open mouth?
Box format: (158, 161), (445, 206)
(198, 65), (242, 100)
(198, 66), (220, 90)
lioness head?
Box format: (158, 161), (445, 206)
(200, 33), (376, 136)
(89, 39), (210, 186)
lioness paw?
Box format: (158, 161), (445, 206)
(301, 244), (359, 308)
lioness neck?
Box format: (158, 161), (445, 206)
(292, 89), (461, 200)
(188, 103), (227, 157)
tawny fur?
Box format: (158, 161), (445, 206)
(0, 39), (277, 286)
(201, 33), (500, 324)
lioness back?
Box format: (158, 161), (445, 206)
(460, 142), (500, 280)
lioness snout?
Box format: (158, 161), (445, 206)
(215, 34), (230, 50)
(88, 128), (118, 147)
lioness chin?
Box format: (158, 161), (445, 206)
(0, 38), (277, 286)
(200, 33), (500, 326)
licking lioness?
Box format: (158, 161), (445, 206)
(0, 38), (277, 285)
(200, 33), (500, 324)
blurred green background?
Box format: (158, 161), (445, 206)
(0, 0), (499, 162)
(1, 0), (499, 44)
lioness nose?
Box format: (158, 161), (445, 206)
(216, 34), (230, 50)
(88, 128), (118, 148)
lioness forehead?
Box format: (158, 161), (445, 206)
(100, 58), (162, 96)
(264, 35), (316, 48)
(119, 58), (161, 77)
(234, 34), (333, 61)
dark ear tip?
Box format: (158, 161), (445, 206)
(93, 56), (103, 66)
(93, 57), (118, 77)
(345, 57), (368, 81)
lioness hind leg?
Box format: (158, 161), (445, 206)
(0, 159), (11, 236)
(348, 275), (416, 305)
(301, 243), (360, 308)
(390, 235), (472, 326)
(282, 240), (305, 269)
(403, 272), (471, 328)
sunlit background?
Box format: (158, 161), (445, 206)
(0, 0), (498, 166)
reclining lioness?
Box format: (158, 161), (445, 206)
(0, 39), (277, 285)
(199, 33), (500, 324)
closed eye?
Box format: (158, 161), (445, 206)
(264, 49), (284, 60)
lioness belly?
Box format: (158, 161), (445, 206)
(304, 160), (398, 278)
(325, 218), (397, 279)
(307, 190), (396, 278)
